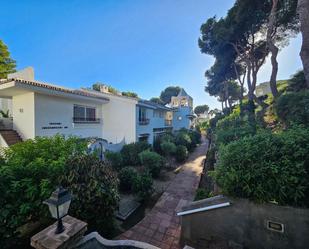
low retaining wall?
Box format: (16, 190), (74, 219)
(179, 195), (309, 249)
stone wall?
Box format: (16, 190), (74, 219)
(180, 196), (309, 249)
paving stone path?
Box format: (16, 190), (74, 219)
(118, 139), (208, 249)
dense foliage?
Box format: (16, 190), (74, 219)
(0, 40), (16, 78)
(105, 151), (123, 170)
(139, 150), (164, 178)
(175, 145), (188, 163)
(120, 141), (150, 166)
(132, 172), (154, 200)
(213, 127), (309, 207)
(160, 141), (176, 157)
(61, 155), (119, 236)
(274, 91), (309, 127)
(118, 166), (138, 191)
(0, 135), (87, 248)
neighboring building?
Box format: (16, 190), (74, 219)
(255, 82), (271, 97)
(169, 88), (194, 130)
(0, 68), (137, 147)
(136, 100), (173, 144)
(0, 68), (194, 147)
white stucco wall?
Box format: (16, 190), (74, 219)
(12, 92), (35, 140)
(34, 93), (104, 139)
(101, 95), (136, 144)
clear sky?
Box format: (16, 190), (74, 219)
(0, 0), (303, 109)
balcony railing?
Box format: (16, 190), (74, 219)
(165, 119), (172, 126)
(139, 119), (150, 125)
(73, 117), (101, 124)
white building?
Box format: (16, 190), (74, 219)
(0, 68), (137, 147)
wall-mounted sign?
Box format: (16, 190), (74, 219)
(267, 220), (284, 233)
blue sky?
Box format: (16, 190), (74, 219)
(0, 0), (302, 109)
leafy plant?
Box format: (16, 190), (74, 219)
(0, 135), (87, 248)
(121, 141), (151, 166)
(61, 154), (119, 237)
(132, 172), (154, 200)
(105, 151), (123, 170)
(175, 131), (192, 150)
(160, 141), (176, 157)
(213, 127), (309, 207)
(139, 150), (164, 178)
(118, 166), (138, 191)
(274, 91), (309, 127)
(0, 109), (9, 118)
(194, 188), (214, 201)
(175, 145), (188, 163)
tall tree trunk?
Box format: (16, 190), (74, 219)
(267, 0), (279, 97)
(298, 0), (309, 88)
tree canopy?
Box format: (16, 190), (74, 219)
(0, 40), (16, 79)
(159, 86), (181, 104)
(194, 105), (209, 115)
(149, 97), (165, 105)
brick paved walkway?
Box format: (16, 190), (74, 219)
(118, 139), (208, 249)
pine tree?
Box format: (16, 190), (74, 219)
(0, 40), (16, 79)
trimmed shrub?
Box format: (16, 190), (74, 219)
(213, 127), (309, 207)
(175, 131), (192, 150)
(189, 130), (201, 146)
(61, 154), (119, 237)
(175, 145), (188, 163)
(120, 141), (151, 166)
(105, 151), (123, 170)
(274, 91), (309, 127)
(160, 141), (176, 157)
(0, 135), (87, 248)
(139, 150), (164, 178)
(118, 166), (138, 191)
(133, 172), (154, 200)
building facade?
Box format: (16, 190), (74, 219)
(0, 68), (194, 148)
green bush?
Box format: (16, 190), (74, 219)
(61, 154), (119, 237)
(139, 150), (164, 178)
(215, 109), (255, 145)
(105, 151), (123, 170)
(213, 127), (309, 207)
(121, 141), (151, 166)
(274, 91), (309, 127)
(133, 172), (154, 200)
(189, 130), (201, 146)
(118, 166), (138, 191)
(175, 145), (188, 163)
(0, 135), (87, 248)
(160, 141), (176, 157)
(194, 188), (213, 201)
(175, 131), (192, 150)
(153, 133), (175, 154)
(287, 70), (307, 92)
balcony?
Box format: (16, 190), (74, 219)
(139, 119), (150, 125)
(73, 117), (100, 124)
(165, 119), (172, 126)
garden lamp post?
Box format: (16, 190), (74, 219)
(43, 187), (72, 234)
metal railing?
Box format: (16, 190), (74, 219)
(138, 119), (150, 125)
(73, 117), (101, 123)
(165, 119), (172, 126)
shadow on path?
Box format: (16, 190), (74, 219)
(118, 139), (209, 249)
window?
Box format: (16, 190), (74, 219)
(139, 107), (149, 125)
(139, 107), (147, 122)
(153, 110), (164, 118)
(73, 105), (98, 123)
